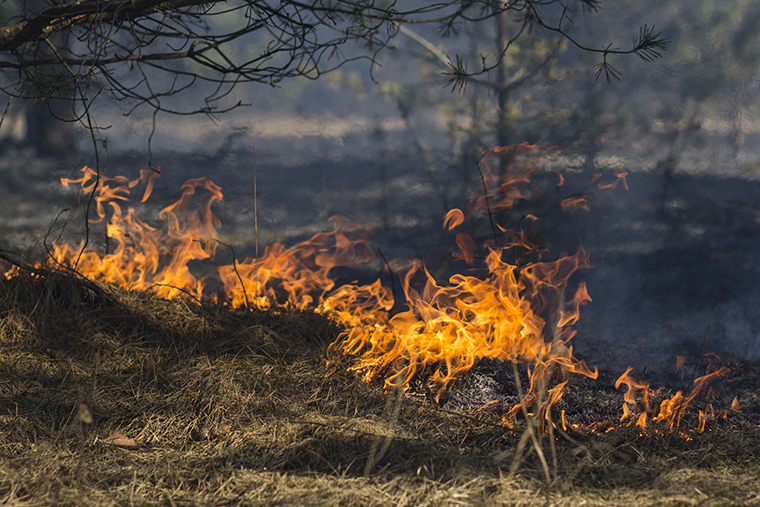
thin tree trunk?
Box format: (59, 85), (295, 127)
(496, 5), (509, 151)
(730, 82), (745, 158)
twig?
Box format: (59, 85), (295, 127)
(508, 361), (552, 486)
(542, 376), (559, 484)
(363, 382), (402, 476)
(253, 139), (259, 260)
(377, 247), (397, 311)
(148, 283), (202, 305)
(476, 159), (499, 245)
(689, 307), (717, 388)
(0, 250), (112, 302)
(195, 239), (250, 309)
(74, 93), (102, 271)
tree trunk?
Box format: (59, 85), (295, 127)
(24, 100), (75, 155)
(729, 82), (745, 158)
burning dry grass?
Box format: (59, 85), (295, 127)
(0, 269), (759, 506)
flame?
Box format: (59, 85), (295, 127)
(616, 361), (733, 433)
(328, 144), (598, 417)
(20, 147), (732, 435)
(51, 167), (220, 300)
(219, 216), (374, 310)
(328, 247), (597, 399)
(654, 367), (730, 430)
(443, 209), (465, 230)
(615, 367), (652, 428)
(453, 232), (478, 264)
(597, 170), (629, 190)
(560, 197), (592, 213)
(469, 143), (557, 213)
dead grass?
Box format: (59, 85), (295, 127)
(0, 269), (759, 506)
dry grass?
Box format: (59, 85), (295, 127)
(0, 269), (759, 506)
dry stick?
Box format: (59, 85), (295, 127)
(509, 361), (552, 485)
(105, 222), (110, 256)
(195, 239), (250, 309)
(671, 307), (719, 427)
(690, 307), (717, 387)
(476, 160), (499, 245)
(377, 247), (397, 309)
(540, 373), (559, 484)
(546, 290), (565, 483)
(0, 251), (113, 306)
(252, 140), (261, 313)
(253, 139), (259, 260)
(363, 382), (402, 476)
(149, 283), (203, 305)
(0, 80), (21, 132)
(74, 95), (102, 271)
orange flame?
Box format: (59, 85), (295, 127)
(51, 167), (220, 300)
(654, 367), (730, 430)
(15, 149), (662, 432)
(443, 209), (465, 230)
(454, 232), (478, 264)
(616, 362), (733, 433)
(560, 197), (592, 213)
(219, 216), (374, 310)
(615, 367), (652, 428)
(597, 171), (629, 190)
(329, 246), (597, 399)
(469, 143), (557, 213)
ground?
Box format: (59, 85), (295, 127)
(0, 264), (759, 505)
(1, 125), (760, 504)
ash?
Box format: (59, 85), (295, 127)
(446, 357), (760, 431)
(447, 358), (529, 411)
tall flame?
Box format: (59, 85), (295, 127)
(326, 144), (598, 409)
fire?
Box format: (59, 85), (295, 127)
(51, 167), (220, 300)
(326, 247), (597, 400)
(615, 367), (653, 429)
(326, 145), (598, 413)
(7, 145), (740, 435)
(560, 196), (592, 212)
(615, 362), (733, 433)
(218, 216), (374, 310)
